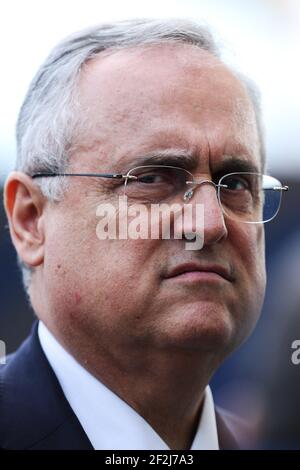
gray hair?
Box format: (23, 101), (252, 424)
(15, 17), (265, 291)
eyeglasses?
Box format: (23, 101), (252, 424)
(32, 165), (289, 224)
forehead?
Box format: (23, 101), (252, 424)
(74, 43), (261, 172)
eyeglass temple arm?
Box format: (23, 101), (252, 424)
(272, 185), (289, 191)
(186, 181), (289, 191)
(31, 172), (138, 180)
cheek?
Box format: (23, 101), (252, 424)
(232, 220), (265, 271)
(247, 224), (266, 281)
(234, 222), (266, 317)
(212, 221), (266, 348)
(45, 209), (159, 310)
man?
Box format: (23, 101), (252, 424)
(0, 18), (288, 450)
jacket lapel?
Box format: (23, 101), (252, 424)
(0, 322), (93, 450)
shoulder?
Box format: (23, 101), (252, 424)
(0, 326), (42, 448)
(0, 323), (92, 450)
(0, 324), (63, 448)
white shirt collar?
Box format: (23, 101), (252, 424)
(38, 321), (219, 450)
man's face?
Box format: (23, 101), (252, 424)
(39, 44), (266, 361)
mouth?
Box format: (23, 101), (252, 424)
(164, 263), (235, 283)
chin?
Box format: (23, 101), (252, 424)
(156, 301), (239, 353)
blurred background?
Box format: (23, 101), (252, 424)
(1, 0), (300, 449)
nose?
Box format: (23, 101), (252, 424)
(181, 180), (228, 247)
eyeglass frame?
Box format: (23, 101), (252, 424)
(31, 165), (289, 224)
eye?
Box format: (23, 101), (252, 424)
(137, 172), (172, 184)
(127, 167), (176, 186)
(224, 176), (250, 191)
(124, 166), (189, 202)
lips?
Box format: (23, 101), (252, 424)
(164, 262), (234, 282)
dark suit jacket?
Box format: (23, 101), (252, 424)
(0, 323), (241, 450)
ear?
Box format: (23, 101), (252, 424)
(4, 171), (46, 268)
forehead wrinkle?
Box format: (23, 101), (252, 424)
(77, 45), (248, 129)
(114, 142), (259, 175)
(74, 46), (261, 173)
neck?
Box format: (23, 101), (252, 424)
(117, 352), (213, 449)
(61, 332), (218, 449)
(41, 316), (221, 450)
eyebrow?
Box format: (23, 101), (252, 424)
(122, 149), (260, 175)
(214, 156), (260, 175)
(123, 149), (200, 172)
